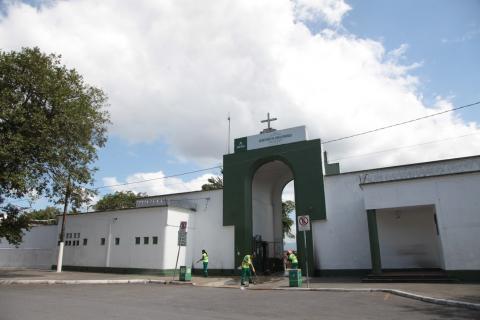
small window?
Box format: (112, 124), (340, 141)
(83, 238), (88, 246)
(135, 237), (140, 245)
(66, 241), (70, 246)
(101, 238), (106, 245)
(66, 233), (71, 239)
(144, 237), (149, 245)
(72, 241), (76, 246)
(153, 236), (158, 245)
(76, 240), (79, 246)
(115, 237), (120, 245)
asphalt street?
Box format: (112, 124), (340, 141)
(0, 284), (478, 320)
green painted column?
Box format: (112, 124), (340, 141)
(366, 209), (382, 275)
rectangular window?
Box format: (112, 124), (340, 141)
(66, 241), (70, 246)
(115, 237), (120, 245)
(135, 237), (140, 245)
(83, 238), (88, 246)
(144, 237), (149, 245)
(101, 238), (106, 245)
(153, 236), (158, 245)
(76, 240), (79, 246)
(66, 233), (71, 239)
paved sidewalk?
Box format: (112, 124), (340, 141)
(1, 269), (479, 310)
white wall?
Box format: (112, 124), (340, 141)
(313, 173), (372, 270)
(160, 190), (235, 270)
(0, 225), (57, 269)
(60, 207), (169, 269)
(376, 206), (442, 269)
(363, 172), (480, 270)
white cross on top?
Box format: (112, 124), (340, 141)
(261, 112), (277, 130)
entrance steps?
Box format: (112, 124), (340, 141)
(363, 270), (458, 283)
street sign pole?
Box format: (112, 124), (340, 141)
(173, 245), (181, 280)
(173, 221), (188, 280)
(297, 215), (311, 288)
(303, 230), (310, 288)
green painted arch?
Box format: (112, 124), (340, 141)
(223, 139), (327, 275)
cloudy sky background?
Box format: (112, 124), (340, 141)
(1, 0), (479, 206)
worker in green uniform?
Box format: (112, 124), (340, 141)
(287, 250), (298, 269)
(196, 249), (209, 277)
(240, 253), (256, 286)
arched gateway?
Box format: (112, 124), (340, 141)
(223, 124), (326, 276)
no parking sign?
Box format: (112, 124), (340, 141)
(297, 215), (311, 231)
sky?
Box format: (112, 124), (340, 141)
(1, 0), (479, 210)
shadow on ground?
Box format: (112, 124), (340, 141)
(400, 304), (480, 319)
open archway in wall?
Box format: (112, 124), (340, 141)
(223, 139), (326, 276)
(251, 160), (294, 273)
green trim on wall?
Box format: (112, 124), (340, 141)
(447, 270), (480, 282)
(366, 209), (382, 275)
(191, 268), (237, 276)
(52, 265), (177, 276)
(51, 265), (238, 276)
(223, 139), (327, 277)
(315, 269), (369, 277)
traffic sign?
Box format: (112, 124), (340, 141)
(180, 221), (187, 230)
(178, 230), (187, 246)
(297, 215), (311, 231)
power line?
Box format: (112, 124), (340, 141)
(95, 100), (480, 190)
(95, 165), (222, 190)
(322, 100), (480, 144)
(330, 130), (480, 162)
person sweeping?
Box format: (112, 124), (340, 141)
(196, 249), (209, 277)
(240, 253), (256, 286)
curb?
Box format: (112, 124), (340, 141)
(258, 287), (480, 311)
(0, 279), (166, 285)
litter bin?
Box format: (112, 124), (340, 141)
(289, 269), (302, 287)
(179, 266), (192, 281)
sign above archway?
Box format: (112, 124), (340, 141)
(234, 126), (307, 152)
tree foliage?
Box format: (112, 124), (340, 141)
(94, 191), (147, 211)
(0, 47), (110, 244)
(201, 176), (224, 191)
(25, 206), (61, 222)
(0, 205), (31, 246)
(282, 200), (295, 239)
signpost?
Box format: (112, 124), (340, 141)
(173, 221), (187, 280)
(297, 215), (311, 288)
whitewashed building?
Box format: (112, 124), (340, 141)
(1, 126), (479, 281)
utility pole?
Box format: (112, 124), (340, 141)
(56, 177), (71, 273)
(227, 113), (231, 154)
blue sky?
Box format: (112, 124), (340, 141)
(343, 0), (479, 115)
(1, 0), (479, 210)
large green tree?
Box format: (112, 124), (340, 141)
(0, 47), (110, 244)
(94, 191), (147, 211)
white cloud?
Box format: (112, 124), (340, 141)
(0, 0), (478, 172)
(293, 0), (351, 25)
(102, 171), (216, 195)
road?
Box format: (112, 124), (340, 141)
(0, 284), (478, 320)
